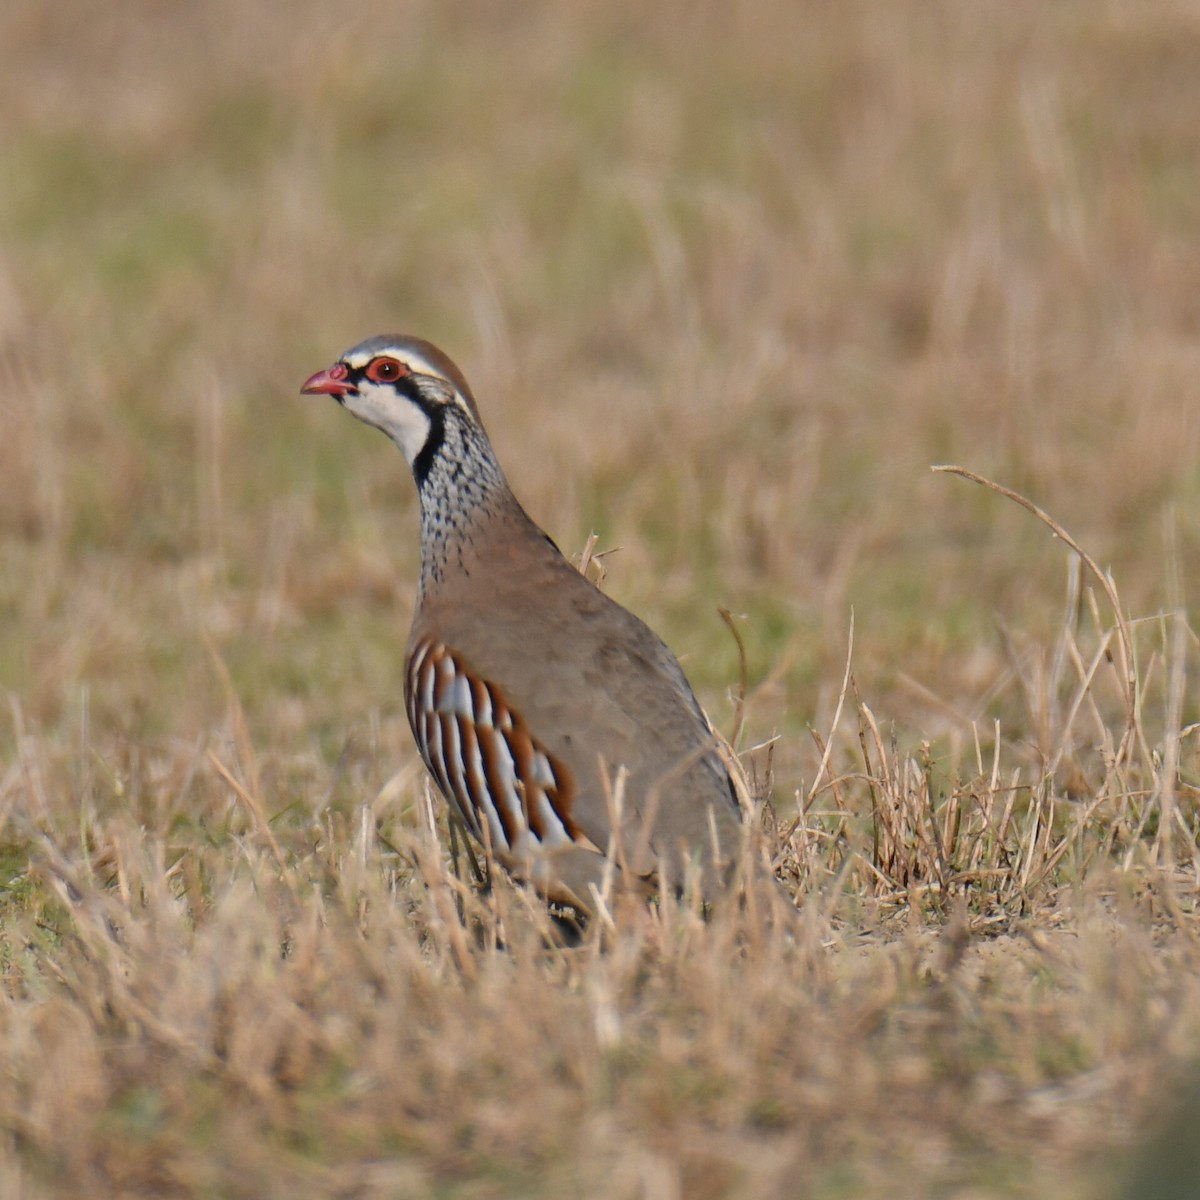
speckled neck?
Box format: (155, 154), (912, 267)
(414, 409), (522, 599)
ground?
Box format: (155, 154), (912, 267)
(2, 2), (1199, 1197)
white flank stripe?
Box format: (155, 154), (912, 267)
(473, 680), (493, 728)
(408, 640), (430, 677)
(533, 792), (571, 846)
(531, 752), (556, 789)
(424, 714), (441, 785)
(420, 656), (437, 715)
(440, 715), (468, 825)
(405, 662), (421, 730)
(439, 673), (472, 716)
(446, 716), (506, 851)
(488, 732), (525, 841)
(427, 712), (474, 835)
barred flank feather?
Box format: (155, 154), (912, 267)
(406, 638), (582, 863)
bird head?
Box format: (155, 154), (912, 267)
(301, 335), (483, 476)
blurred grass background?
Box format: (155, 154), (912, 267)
(2, 2), (1200, 1197)
(4, 0), (1199, 766)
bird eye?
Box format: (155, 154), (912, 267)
(366, 357), (406, 383)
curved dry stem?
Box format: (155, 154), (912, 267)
(932, 464), (1139, 767)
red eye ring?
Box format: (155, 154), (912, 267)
(366, 356), (406, 384)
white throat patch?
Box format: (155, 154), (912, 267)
(342, 387), (433, 466)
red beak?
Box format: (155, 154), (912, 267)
(300, 364), (357, 398)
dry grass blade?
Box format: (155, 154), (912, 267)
(933, 464), (1140, 767)
(807, 609), (854, 809)
(206, 749), (298, 903)
(717, 606), (750, 751)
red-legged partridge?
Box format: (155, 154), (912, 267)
(302, 335), (745, 912)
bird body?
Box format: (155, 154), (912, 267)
(302, 335), (744, 912)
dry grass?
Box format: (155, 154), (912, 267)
(3, 1), (1200, 1196)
